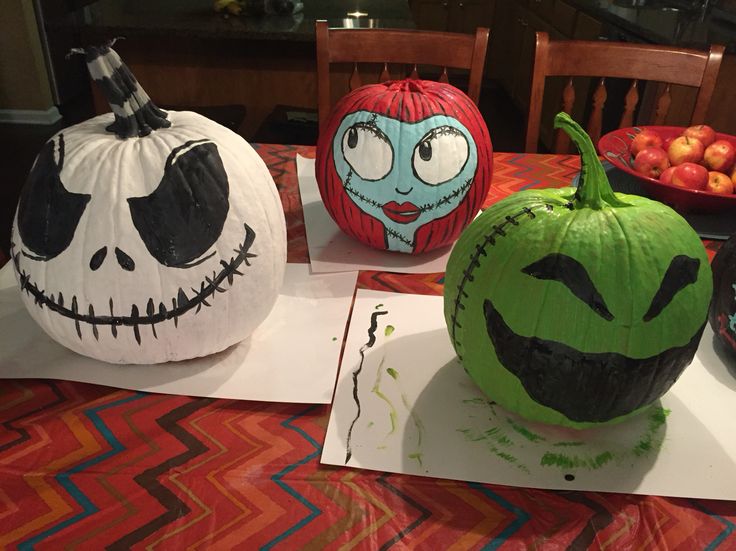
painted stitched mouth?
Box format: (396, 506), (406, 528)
(11, 222), (257, 345)
(482, 297), (703, 423)
(382, 201), (421, 224)
(343, 171), (473, 215)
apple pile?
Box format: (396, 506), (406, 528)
(630, 125), (736, 194)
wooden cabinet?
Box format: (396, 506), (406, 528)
(410, 0), (494, 34)
(487, 0), (604, 150)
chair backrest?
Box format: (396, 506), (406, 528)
(316, 20), (489, 131)
(526, 31), (725, 154)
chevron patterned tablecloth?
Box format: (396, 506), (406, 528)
(0, 144), (733, 550)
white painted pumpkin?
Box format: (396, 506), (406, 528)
(10, 45), (286, 364)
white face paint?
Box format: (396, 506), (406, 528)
(12, 111), (286, 364)
(333, 111), (477, 253)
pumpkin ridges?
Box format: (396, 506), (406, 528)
(444, 113), (711, 426)
(317, 79), (492, 254)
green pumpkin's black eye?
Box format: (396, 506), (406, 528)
(17, 135), (91, 261)
(128, 140), (229, 268)
(522, 253), (614, 321)
(643, 255), (700, 322)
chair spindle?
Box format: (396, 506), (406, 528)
(379, 62), (391, 82)
(586, 77), (608, 146)
(349, 62), (362, 91)
(439, 67), (449, 83)
(654, 84), (672, 125)
(620, 79), (639, 129)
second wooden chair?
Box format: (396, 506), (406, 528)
(526, 31), (725, 154)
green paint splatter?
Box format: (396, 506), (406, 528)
(375, 303), (384, 309)
(408, 452), (424, 467)
(633, 407), (670, 457)
(462, 397), (487, 405)
(552, 441), (584, 447)
(371, 356), (398, 436)
(386, 367), (399, 380)
(332, 337), (337, 341)
(367, 421), (374, 428)
(541, 450), (613, 470)
(384, 325), (395, 337)
(506, 417), (546, 443)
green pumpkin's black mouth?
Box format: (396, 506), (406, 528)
(483, 297), (704, 423)
(11, 223), (256, 345)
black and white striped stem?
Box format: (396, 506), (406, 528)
(72, 39), (170, 139)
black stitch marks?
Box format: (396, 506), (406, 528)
(449, 205), (539, 358)
(10, 223), (257, 345)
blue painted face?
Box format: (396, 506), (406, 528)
(332, 111), (478, 253)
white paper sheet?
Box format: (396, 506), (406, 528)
(0, 263), (357, 404)
(297, 154), (453, 274)
(322, 289), (736, 500)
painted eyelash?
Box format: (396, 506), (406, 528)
(423, 126), (463, 141)
(352, 121), (390, 144)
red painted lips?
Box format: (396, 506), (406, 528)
(382, 201), (421, 224)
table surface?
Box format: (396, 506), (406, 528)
(0, 144), (733, 550)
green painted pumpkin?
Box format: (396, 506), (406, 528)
(444, 113), (712, 428)
(709, 233), (736, 355)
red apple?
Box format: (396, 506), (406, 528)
(633, 147), (670, 179)
(703, 139), (736, 172)
(730, 165), (736, 188)
(668, 136), (705, 166)
(662, 135), (675, 152)
(659, 166), (677, 185)
(705, 171), (734, 194)
(682, 125), (716, 148)
(671, 162), (708, 190)
(629, 129), (663, 157)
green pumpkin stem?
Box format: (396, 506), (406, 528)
(554, 112), (629, 209)
(74, 39), (170, 139)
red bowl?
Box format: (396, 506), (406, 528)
(597, 126), (736, 213)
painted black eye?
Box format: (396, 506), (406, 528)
(643, 255), (700, 322)
(412, 126), (469, 186)
(522, 253), (614, 321)
(16, 135), (91, 261)
(341, 122), (393, 181)
(128, 140), (229, 268)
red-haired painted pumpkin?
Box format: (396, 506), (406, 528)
(315, 79), (492, 254)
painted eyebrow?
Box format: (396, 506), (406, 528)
(522, 253), (614, 321)
(642, 255), (700, 322)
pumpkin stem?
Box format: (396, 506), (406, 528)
(553, 112), (630, 209)
(79, 40), (171, 139)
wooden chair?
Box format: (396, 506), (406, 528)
(316, 20), (490, 132)
(525, 31), (725, 154)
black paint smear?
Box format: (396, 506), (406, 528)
(564, 474), (575, 481)
(643, 255), (700, 322)
(345, 309), (388, 464)
(13, 223), (256, 341)
(522, 253), (614, 321)
(16, 135), (91, 261)
(483, 297), (704, 422)
(128, 140), (229, 268)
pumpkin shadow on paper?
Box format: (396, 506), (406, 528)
(301, 200), (451, 268)
(703, 333), (736, 391)
(400, 353), (671, 495)
(0, 287), (244, 396)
